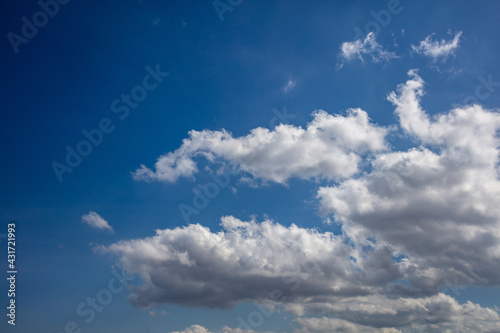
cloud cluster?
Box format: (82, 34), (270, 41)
(169, 292), (500, 332)
(81, 211), (113, 232)
(293, 293), (500, 332)
(337, 31), (463, 69)
(108, 71), (500, 331)
(104, 215), (500, 332)
(337, 32), (398, 68)
(133, 109), (387, 184)
(318, 70), (500, 292)
(411, 32), (462, 60)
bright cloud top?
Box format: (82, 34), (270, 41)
(133, 109), (387, 184)
(337, 32), (398, 69)
(81, 211), (113, 232)
(104, 216), (500, 332)
(411, 31), (462, 60)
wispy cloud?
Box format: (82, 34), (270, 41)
(411, 31), (462, 60)
(337, 32), (398, 69)
(81, 211), (113, 232)
(282, 79), (296, 93)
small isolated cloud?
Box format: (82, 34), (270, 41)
(411, 31), (462, 61)
(81, 211), (113, 232)
(282, 79), (296, 93)
(149, 310), (169, 317)
(337, 32), (398, 69)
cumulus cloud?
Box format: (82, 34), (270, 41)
(291, 293), (500, 332)
(168, 294), (500, 332)
(411, 31), (462, 60)
(294, 293), (500, 332)
(318, 70), (500, 291)
(108, 70), (500, 331)
(103, 216), (366, 309)
(133, 109), (387, 184)
(102, 215), (500, 332)
(81, 211), (113, 232)
(337, 32), (398, 69)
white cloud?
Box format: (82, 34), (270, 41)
(110, 70), (500, 331)
(411, 32), (462, 60)
(170, 325), (210, 333)
(133, 109), (387, 184)
(294, 294), (500, 332)
(283, 79), (296, 93)
(171, 305), (500, 333)
(294, 317), (402, 333)
(81, 211), (113, 232)
(337, 32), (398, 69)
(169, 325), (273, 333)
(318, 70), (500, 291)
(102, 214), (500, 331)
(103, 216), (363, 309)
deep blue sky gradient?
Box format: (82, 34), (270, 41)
(2, 0), (500, 332)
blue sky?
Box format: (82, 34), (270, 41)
(2, 0), (500, 332)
